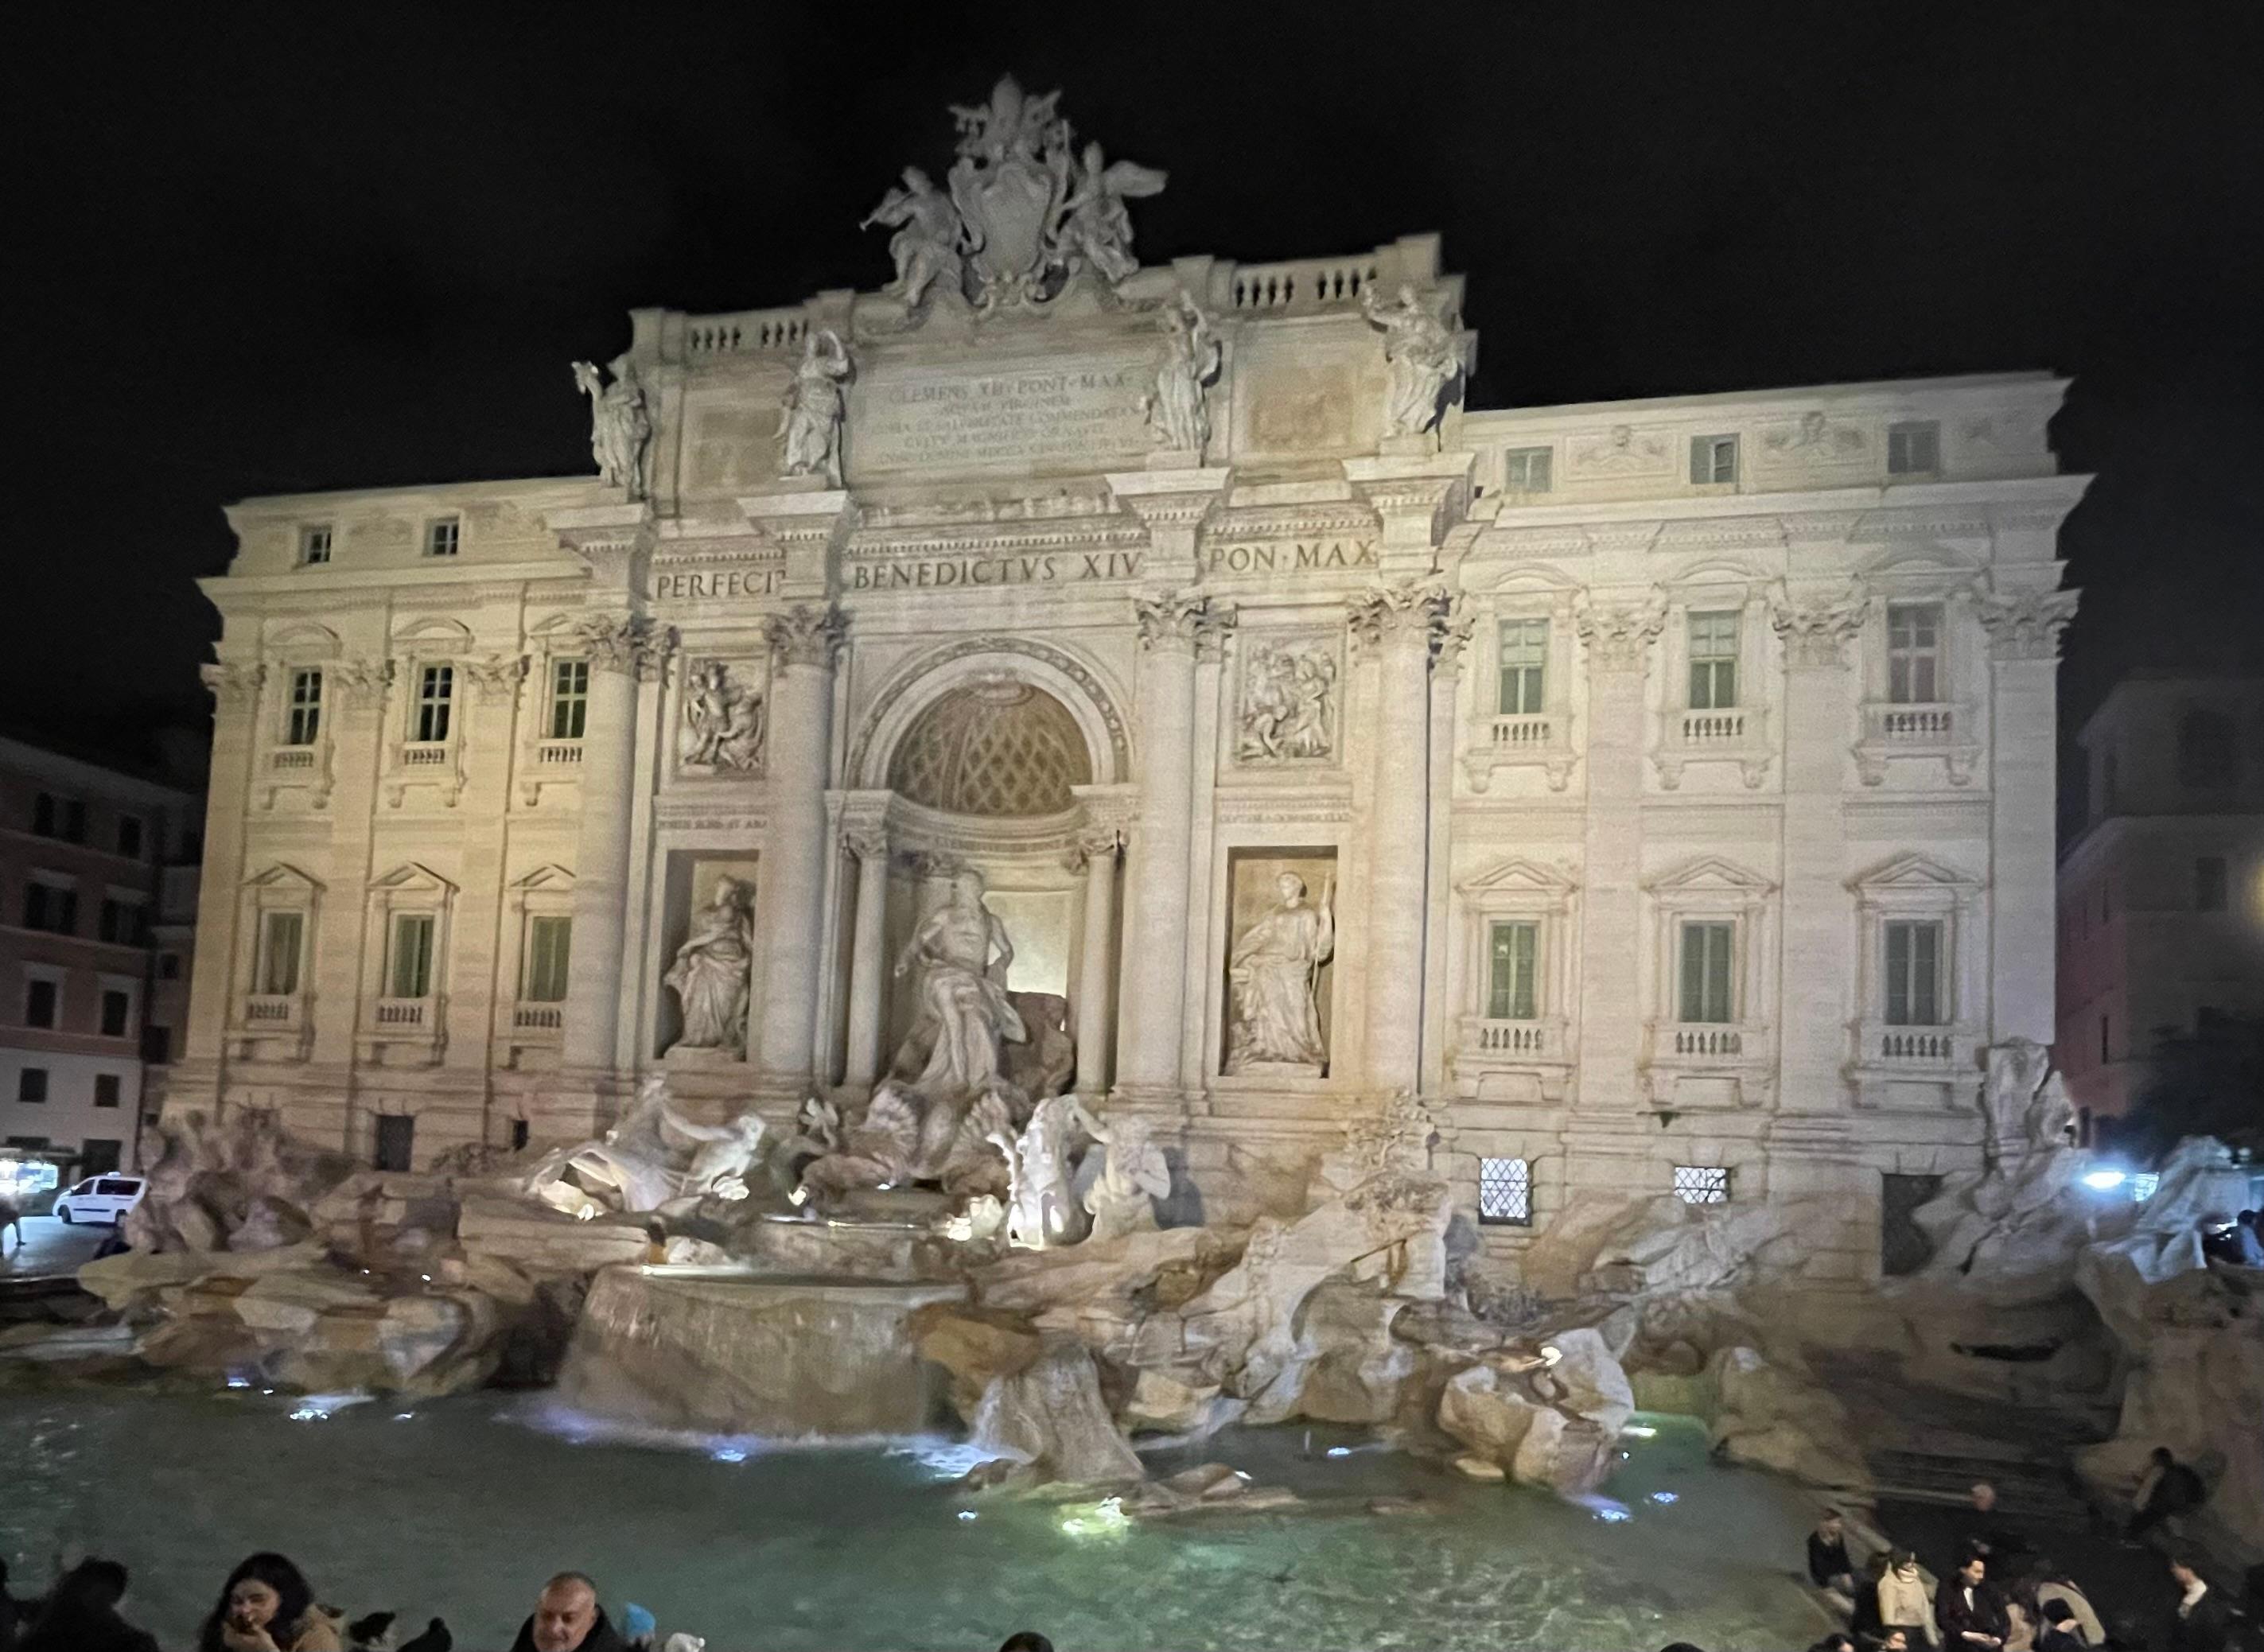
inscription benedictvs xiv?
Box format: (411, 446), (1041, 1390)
(850, 357), (1150, 476)
(848, 550), (1145, 590)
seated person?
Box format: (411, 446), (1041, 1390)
(1810, 1509), (1857, 1596)
(509, 1574), (628, 1652)
(1936, 1554), (2010, 1650)
(2129, 1446), (2206, 1538)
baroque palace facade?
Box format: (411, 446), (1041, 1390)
(174, 87), (2086, 1284)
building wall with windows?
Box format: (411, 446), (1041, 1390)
(2056, 674), (2264, 1130)
(169, 238), (2085, 1286)
(0, 738), (201, 1173)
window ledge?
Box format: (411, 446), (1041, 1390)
(1656, 707), (1772, 789)
(1855, 702), (1979, 786)
(1463, 714), (1577, 792)
(1848, 1020), (1980, 1078)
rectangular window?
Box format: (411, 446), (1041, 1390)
(61, 799), (85, 844)
(523, 915), (573, 1003)
(116, 815), (144, 859)
(93, 1074), (122, 1109)
(2099, 1013), (2110, 1064)
(549, 659), (589, 740)
(1486, 921), (1539, 1020)
(425, 518), (460, 558)
(2195, 857), (2229, 912)
(100, 990), (130, 1038)
(414, 665), (453, 744)
(1679, 921), (1735, 1024)
(375, 1113), (416, 1172)
(80, 1141), (123, 1176)
(1673, 1164), (1731, 1204)
(1884, 919), (1944, 1026)
(1501, 446), (1552, 493)
(1478, 1156), (1533, 1225)
(299, 524), (333, 566)
(1687, 611), (1740, 709)
(1887, 603), (1943, 704)
(286, 668), (324, 747)
(256, 911), (305, 997)
(22, 883), (76, 936)
(24, 979), (56, 1028)
(1887, 420), (1940, 476)
(158, 952), (181, 981)
(1690, 433), (1739, 484)
(17, 1069), (47, 1104)
(388, 912), (437, 1000)
(99, 899), (129, 943)
(1496, 619), (1548, 716)
(32, 792), (56, 836)
(142, 1025), (173, 1065)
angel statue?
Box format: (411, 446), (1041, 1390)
(1049, 141), (1168, 286)
(1360, 282), (1472, 437)
(861, 167), (964, 309)
(571, 354), (652, 499)
(777, 329), (853, 485)
(1142, 291), (1222, 458)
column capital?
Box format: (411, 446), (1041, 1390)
(577, 612), (675, 678)
(1192, 601), (1238, 664)
(328, 657), (394, 702)
(1575, 599), (1666, 673)
(842, 823), (890, 862)
(199, 660), (265, 707)
(1133, 589), (1212, 655)
(1770, 599), (1865, 670)
(1978, 586), (2079, 661)
(547, 501), (657, 596)
(1345, 578), (1451, 656)
(764, 602), (848, 671)
(461, 652), (530, 696)
(1431, 596), (1476, 678)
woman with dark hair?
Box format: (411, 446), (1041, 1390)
(198, 1553), (342, 1652)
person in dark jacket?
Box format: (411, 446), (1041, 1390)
(2032, 1598), (2087, 1652)
(2166, 1554), (2229, 1652)
(2130, 1446), (2207, 1539)
(1809, 1509), (1857, 1596)
(14, 1558), (160, 1652)
(1936, 1554), (2011, 1649)
(508, 1574), (629, 1652)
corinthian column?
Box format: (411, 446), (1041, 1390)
(841, 817), (892, 1089)
(1116, 590), (1208, 1095)
(1350, 581), (1450, 1092)
(753, 603), (846, 1086)
(559, 613), (667, 1072)
(1980, 585), (2079, 1044)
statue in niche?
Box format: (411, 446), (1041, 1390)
(1361, 282), (1472, 437)
(895, 868), (1027, 1100)
(571, 354), (652, 499)
(679, 661), (765, 771)
(1049, 141), (1169, 286)
(1238, 642), (1337, 762)
(1226, 873), (1336, 1074)
(1142, 292), (1222, 459)
(663, 877), (755, 1055)
(777, 329), (852, 485)
(861, 167), (965, 309)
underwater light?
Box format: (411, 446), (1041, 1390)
(958, 1510), (978, 1522)
(1060, 1496), (1131, 1539)
(1326, 1446), (1352, 1458)
(1621, 1424), (1657, 1439)
(2081, 1169), (2128, 1191)
(1539, 1344), (1562, 1366)
(1592, 1506), (1632, 1523)
(712, 1447), (748, 1463)
(1649, 1491), (1679, 1505)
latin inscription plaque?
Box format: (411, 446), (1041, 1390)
(849, 355), (1152, 477)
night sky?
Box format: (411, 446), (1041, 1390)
(13, 2), (2262, 818)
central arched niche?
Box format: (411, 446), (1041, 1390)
(886, 677), (1093, 818)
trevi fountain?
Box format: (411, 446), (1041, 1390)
(3, 74), (2256, 1652)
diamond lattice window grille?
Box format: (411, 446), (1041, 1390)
(1672, 1164), (1731, 1205)
(1478, 1156), (1532, 1226)
(889, 682), (1092, 818)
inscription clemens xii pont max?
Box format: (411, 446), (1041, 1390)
(852, 359), (1150, 474)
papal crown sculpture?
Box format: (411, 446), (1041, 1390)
(862, 75), (1169, 313)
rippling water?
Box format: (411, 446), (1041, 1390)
(0, 1390), (1830, 1650)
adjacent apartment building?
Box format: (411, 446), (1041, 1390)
(2057, 674), (2264, 1134)
(0, 737), (202, 1173)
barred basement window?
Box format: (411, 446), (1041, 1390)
(1672, 1164), (1730, 1204)
(1478, 1156), (1532, 1226)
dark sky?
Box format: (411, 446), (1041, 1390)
(11, 2), (2262, 807)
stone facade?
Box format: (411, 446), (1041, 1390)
(2056, 674), (2264, 1130)
(173, 189), (2087, 1283)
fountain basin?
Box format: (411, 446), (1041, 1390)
(557, 1265), (966, 1436)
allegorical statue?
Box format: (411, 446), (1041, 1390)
(1142, 291), (1222, 459)
(679, 660), (764, 771)
(778, 329), (852, 485)
(521, 1075), (766, 1218)
(1050, 140), (1168, 286)
(1225, 872), (1336, 1074)
(663, 876), (755, 1055)
(860, 166), (964, 309)
(895, 868), (1026, 1100)
(1361, 282), (1472, 437)
(1078, 1104), (1171, 1242)
(571, 354), (652, 499)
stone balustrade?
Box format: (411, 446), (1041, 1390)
(681, 308), (810, 358)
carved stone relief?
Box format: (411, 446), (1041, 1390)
(1236, 636), (1340, 764)
(679, 659), (767, 773)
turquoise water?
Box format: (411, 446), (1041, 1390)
(0, 1391), (1830, 1650)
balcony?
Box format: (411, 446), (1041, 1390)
(229, 993), (311, 1062)
(385, 740), (463, 808)
(1463, 713), (1577, 792)
(519, 738), (585, 807)
(534, 740), (583, 768)
(512, 1002), (563, 1032)
(1851, 1020), (1981, 1078)
(1451, 1014), (1572, 1102)
(270, 748), (317, 772)
(360, 994), (445, 1065)
(1656, 706), (1772, 789)
(1855, 701), (1978, 787)
(243, 993), (301, 1027)
(261, 744), (332, 810)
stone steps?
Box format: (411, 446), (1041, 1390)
(1867, 1446), (2092, 1523)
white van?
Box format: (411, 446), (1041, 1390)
(54, 1175), (146, 1225)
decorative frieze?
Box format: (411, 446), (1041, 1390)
(461, 653), (530, 696)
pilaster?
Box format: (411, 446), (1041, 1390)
(1106, 467), (1231, 587)
(752, 601), (848, 1089)
(1980, 582), (2079, 1044)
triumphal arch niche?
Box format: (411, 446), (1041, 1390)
(193, 69), (2083, 1274)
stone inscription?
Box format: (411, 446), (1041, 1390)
(848, 550), (1145, 591)
(851, 357), (1150, 475)
(1204, 540), (1378, 577)
(653, 566), (783, 603)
